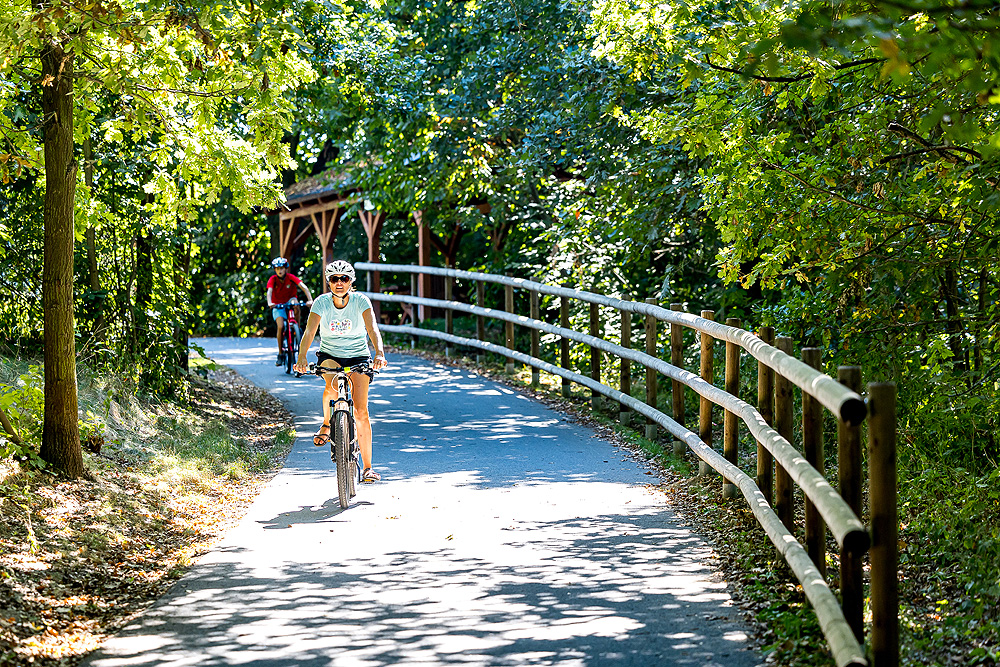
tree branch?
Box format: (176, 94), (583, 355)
(705, 55), (885, 85)
(887, 121), (982, 162)
(0, 406), (22, 445)
(762, 158), (955, 225)
(704, 55), (811, 83)
(874, 0), (1000, 16)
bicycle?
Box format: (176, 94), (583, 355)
(307, 361), (376, 509)
(274, 300), (302, 375)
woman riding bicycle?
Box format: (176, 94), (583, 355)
(294, 260), (388, 483)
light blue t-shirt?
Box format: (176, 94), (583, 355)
(310, 292), (373, 357)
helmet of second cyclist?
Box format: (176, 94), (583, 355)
(325, 260), (355, 283)
(271, 257), (289, 269)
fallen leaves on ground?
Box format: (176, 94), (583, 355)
(0, 368), (293, 667)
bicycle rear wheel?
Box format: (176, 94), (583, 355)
(333, 411), (351, 509)
(284, 324), (298, 375)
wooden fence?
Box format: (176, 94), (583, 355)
(357, 262), (899, 667)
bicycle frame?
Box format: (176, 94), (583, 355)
(274, 302), (299, 344)
(331, 372), (357, 446)
(275, 301), (301, 375)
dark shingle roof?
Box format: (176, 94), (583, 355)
(284, 168), (355, 206)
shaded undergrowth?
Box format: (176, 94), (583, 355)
(0, 357), (294, 666)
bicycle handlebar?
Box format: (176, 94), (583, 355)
(306, 362), (378, 376)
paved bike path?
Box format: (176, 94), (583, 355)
(83, 337), (761, 667)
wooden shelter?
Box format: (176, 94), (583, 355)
(275, 168), (439, 319)
(276, 169), (359, 279)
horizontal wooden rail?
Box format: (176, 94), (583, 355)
(360, 263), (899, 667)
(365, 291), (869, 554)
(375, 322), (868, 667)
(358, 262), (866, 425)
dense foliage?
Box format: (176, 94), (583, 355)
(1, 0), (321, 472)
(2, 0), (999, 661)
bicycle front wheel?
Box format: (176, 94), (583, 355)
(333, 411), (351, 509)
(348, 442), (358, 499)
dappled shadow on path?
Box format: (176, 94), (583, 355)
(82, 510), (758, 667)
(152, 342), (763, 666)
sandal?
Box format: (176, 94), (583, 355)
(361, 468), (381, 484)
(313, 423), (331, 446)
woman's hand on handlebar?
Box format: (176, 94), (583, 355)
(293, 359), (310, 374)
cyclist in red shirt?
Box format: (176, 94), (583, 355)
(266, 257), (315, 366)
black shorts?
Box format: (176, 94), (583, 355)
(316, 351), (374, 380)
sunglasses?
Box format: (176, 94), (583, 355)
(329, 275), (351, 284)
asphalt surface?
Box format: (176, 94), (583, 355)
(82, 337), (762, 667)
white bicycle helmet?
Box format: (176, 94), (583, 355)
(271, 257), (289, 268)
(325, 260), (355, 282)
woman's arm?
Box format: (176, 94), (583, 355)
(294, 312), (322, 371)
(362, 308), (388, 370)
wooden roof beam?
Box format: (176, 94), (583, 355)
(279, 196), (358, 221)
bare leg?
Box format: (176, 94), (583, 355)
(276, 316), (286, 353)
(311, 367), (336, 445)
(321, 372), (336, 426)
(350, 372), (374, 469)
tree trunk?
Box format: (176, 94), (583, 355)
(39, 40), (84, 478)
(174, 229), (190, 372)
(134, 230), (154, 354)
(940, 268), (967, 376)
(83, 136), (105, 342)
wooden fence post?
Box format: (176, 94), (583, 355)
(410, 273), (420, 349)
(869, 382), (899, 667)
(530, 290), (540, 388)
(560, 293), (571, 398)
(620, 309), (631, 427)
(476, 280), (485, 363)
(757, 326), (775, 505)
(671, 303), (686, 456)
(774, 336), (795, 531)
(723, 317), (740, 499)
(670, 303), (685, 426)
(838, 365), (864, 643)
(590, 302), (602, 410)
(698, 310), (715, 477)
(445, 270), (454, 357)
(645, 298), (658, 441)
(505, 281), (515, 373)
(802, 347), (825, 577)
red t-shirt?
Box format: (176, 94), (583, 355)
(267, 273), (303, 304)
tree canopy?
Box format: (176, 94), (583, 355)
(2, 0), (1000, 660)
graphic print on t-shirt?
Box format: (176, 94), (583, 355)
(329, 318), (352, 335)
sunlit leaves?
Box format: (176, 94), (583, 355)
(0, 0), (323, 218)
